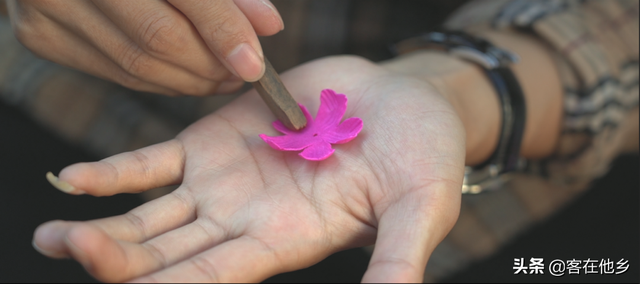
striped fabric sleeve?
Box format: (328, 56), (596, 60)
(423, 1), (638, 282)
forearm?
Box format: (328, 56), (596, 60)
(380, 29), (564, 166)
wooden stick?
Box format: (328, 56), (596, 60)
(252, 58), (307, 130)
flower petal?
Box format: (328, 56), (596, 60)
(324, 117), (363, 144)
(259, 89), (362, 161)
(272, 104), (314, 134)
(259, 134), (316, 151)
(315, 89), (347, 130)
(272, 121), (293, 135)
(299, 141), (335, 161)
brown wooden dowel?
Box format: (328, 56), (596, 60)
(252, 58), (307, 130)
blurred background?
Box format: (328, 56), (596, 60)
(0, 0), (637, 282)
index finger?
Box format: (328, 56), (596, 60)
(91, 0), (234, 82)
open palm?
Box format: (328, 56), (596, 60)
(34, 56), (464, 282)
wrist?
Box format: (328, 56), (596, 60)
(382, 26), (565, 165)
(380, 50), (501, 166)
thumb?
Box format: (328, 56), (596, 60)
(168, 0), (275, 82)
(362, 187), (460, 282)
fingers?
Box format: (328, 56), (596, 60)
(91, 190), (196, 242)
(10, 0), (244, 96)
(9, 0), (276, 94)
(36, 222), (283, 282)
(59, 217), (225, 282)
(32, 220), (77, 259)
(34, 190), (196, 258)
(362, 187), (461, 283)
(41, 0), (224, 96)
(52, 139), (185, 196)
(7, 1), (178, 95)
(93, 0), (284, 82)
(90, 0), (232, 83)
(132, 235), (286, 283)
(63, 224), (151, 282)
(168, 0), (269, 82)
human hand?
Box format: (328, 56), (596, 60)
(34, 56), (464, 282)
(6, 0), (283, 96)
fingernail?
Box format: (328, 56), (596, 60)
(32, 239), (68, 259)
(261, 0), (284, 30)
(226, 43), (265, 82)
(46, 172), (84, 194)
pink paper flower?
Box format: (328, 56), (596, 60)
(259, 89), (363, 161)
